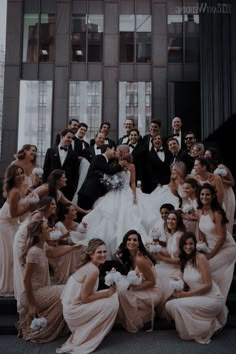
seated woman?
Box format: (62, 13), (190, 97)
(166, 232), (224, 344)
(56, 239), (119, 354)
(197, 183), (236, 325)
(148, 203), (175, 244)
(116, 230), (161, 333)
(82, 146), (150, 258)
(48, 203), (88, 285)
(18, 219), (69, 342)
(154, 210), (186, 318)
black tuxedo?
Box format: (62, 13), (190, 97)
(73, 136), (89, 158)
(142, 134), (154, 151)
(43, 146), (79, 200)
(143, 147), (172, 193)
(77, 155), (123, 210)
(90, 137), (116, 149)
(117, 135), (130, 145)
(83, 146), (103, 163)
(170, 149), (194, 174)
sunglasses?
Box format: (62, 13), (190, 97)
(185, 137), (194, 140)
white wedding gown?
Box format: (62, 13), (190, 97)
(82, 170), (150, 257)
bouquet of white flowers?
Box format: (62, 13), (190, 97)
(196, 242), (210, 253)
(30, 317), (47, 331)
(100, 174), (123, 191)
(32, 167), (44, 177)
(169, 278), (184, 291)
(148, 243), (162, 253)
(150, 228), (162, 241)
(127, 270), (142, 286)
(214, 167), (227, 177)
(104, 268), (122, 286)
(49, 229), (63, 241)
(182, 204), (194, 214)
(25, 192), (39, 205)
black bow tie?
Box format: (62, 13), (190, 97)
(156, 148), (164, 152)
(96, 146), (101, 150)
(174, 133), (180, 137)
(60, 146), (68, 151)
(129, 144), (135, 148)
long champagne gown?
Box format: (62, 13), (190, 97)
(56, 263), (119, 354)
(0, 201), (20, 296)
(117, 265), (162, 333)
(165, 264), (224, 344)
(18, 246), (68, 342)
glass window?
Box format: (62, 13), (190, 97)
(0, 48), (4, 158)
(71, 15), (103, 62)
(184, 14), (199, 63)
(119, 81), (152, 137)
(168, 15), (183, 63)
(69, 81), (102, 140)
(22, 14), (55, 63)
(120, 15), (152, 63)
(18, 81), (53, 166)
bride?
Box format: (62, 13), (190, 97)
(81, 145), (150, 257)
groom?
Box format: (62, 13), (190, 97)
(77, 145), (127, 217)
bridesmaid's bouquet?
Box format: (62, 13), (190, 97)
(127, 270), (142, 286)
(49, 229), (63, 241)
(169, 278), (184, 291)
(148, 243), (162, 253)
(182, 204), (194, 214)
(32, 167), (44, 178)
(100, 174), (123, 191)
(105, 268), (122, 286)
(150, 228), (163, 241)
(214, 167), (227, 177)
(30, 317), (47, 331)
(24, 192), (39, 205)
(196, 242), (210, 253)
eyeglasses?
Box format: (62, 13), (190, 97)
(185, 137), (194, 140)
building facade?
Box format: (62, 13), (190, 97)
(0, 0), (235, 175)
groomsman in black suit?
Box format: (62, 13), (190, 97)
(128, 128), (145, 183)
(143, 135), (172, 193)
(43, 129), (79, 200)
(83, 132), (105, 162)
(77, 145), (127, 214)
(74, 122), (89, 158)
(167, 137), (194, 174)
(90, 122), (116, 148)
(117, 118), (135, 145)
(54, 119), (79, 147)
(142, 119), (161, 152)
(170, 116), (185, 148)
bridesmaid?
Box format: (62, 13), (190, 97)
(0, 165), (33, 296)
(166, 232), (224, 344)
(56, 239), (119, 354)
(197, 183), (236, 313)
(181, 178), (199, 233)
(10, 144), (38, 188)
(18, 219), (69, 342)
(154, 210), (186, 318)
(48, 203), (88, 285)
(13, 196), (57, 307)
(117, 230), (161, 333)
(34, 169), (89, 215)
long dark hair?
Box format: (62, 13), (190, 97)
(179, 232), (197, 272)
(167, 210), (186, 233)
(21, 219), (45, 266)
(57, 203), (73, 222)
(197, 183), (228, 225)
(47, 169), (65, 201)
(3, 165), (24, 197)
(118, 230), (156, 273)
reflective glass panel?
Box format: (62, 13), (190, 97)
(120, 15), (135, 32)
(39, 14), (55, 62)
(184, 14), (199, 63)
(22, 14), (39, 62)
(168, 15), (183, 63)
(136, 32), (151, 63)
(120, 32), (134, 62)
(72, 15), (86, 62)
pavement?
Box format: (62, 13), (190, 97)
(0, 328), (236, 354)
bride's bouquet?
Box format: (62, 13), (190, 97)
(104, 268), (122, 286)
(127, 270), (142, 286)
(30, 317), (47, 331)
(196, 242), (210, 253)
(100, 174), (123, 191)
(169, 277), (184, 291)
